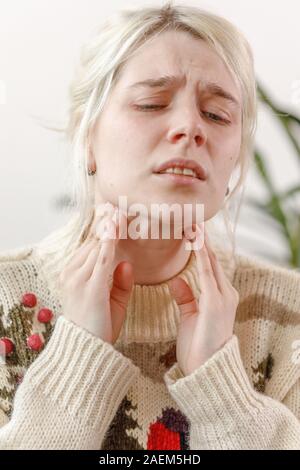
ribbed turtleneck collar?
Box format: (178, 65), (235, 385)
(115, 243), (236, 344)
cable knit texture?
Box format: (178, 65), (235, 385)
(0, 242), (300, 449)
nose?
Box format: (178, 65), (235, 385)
(166, 103), (207, 147)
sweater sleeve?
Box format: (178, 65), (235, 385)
(282, 379), (300, 421)
(163, 335), (300, 450)
(0, 315), (140, 449)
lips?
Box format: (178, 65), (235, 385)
(153, 157), (207, 180)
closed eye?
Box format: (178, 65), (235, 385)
(134, 104), (166, 110)
(134, 105), (231, 124)
(202, 111), (230, 124)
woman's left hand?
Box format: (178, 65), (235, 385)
(167, 224), (239, 377)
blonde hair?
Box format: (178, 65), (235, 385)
(35, 1), (257, 296)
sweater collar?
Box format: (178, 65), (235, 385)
(115, 243), (236, 344)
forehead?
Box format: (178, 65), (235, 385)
(116, 30), (241, 100)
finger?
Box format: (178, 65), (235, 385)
(90, 207), (127, 283)
(192, 225), (219, 292)
(168, 277), (198, 316)
(75, 240), (102, 283)
(90, 218), (118, 283)
(95, 214), (117, 240)
(61, 206), (121, 283)
(96, 206), (128, 241)
(184, 222), (204, 246)
(113, 209), (128, 240)
(111, 261), (134, 296)
(110, 261), (134, 336)
(63, 237), (97, 275)
(204, 231), (229, 293)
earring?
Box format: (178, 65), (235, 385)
(225, 186), (230, 196)
(88, 168), (96, 176)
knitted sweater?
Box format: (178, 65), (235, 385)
(0, 242), (299, 450)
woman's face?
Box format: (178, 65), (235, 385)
(89, 30), (242, 222)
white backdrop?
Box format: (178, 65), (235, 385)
(0, 0), (299, 266)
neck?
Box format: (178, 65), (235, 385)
(86, 205), (192, 285)
(115, 236), (191, 285)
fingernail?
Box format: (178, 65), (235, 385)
(184, 224), (197, 241)
(102, 219), (116, 241)
(96, 217), (110, 240)
(111, 207), (119, 224)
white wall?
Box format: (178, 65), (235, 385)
(0, 0), (299, 266)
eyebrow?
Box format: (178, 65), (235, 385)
(127, 74), (240, 107)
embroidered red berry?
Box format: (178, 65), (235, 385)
(27, 334), (44, 351)
(0, 337), (15, 356)
(22, 293), (37, 308)
(37, 308), (53, 323)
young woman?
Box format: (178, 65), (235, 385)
(0, 2), (299, 450)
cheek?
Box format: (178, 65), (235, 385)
(93, 118), (131, 172)
(214, 157), (238, 189)
(211, 128), (241, 171)
(101, 109), (155, 154)
(207, 134), (241, 200)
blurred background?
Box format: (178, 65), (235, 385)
(0, 0), (299, 268)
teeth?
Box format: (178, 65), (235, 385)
(161, 167), (197, 177)
(183, 168), (196, 177)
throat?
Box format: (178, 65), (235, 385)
(115, 237), (192, 286)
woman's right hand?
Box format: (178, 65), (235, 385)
(59, 205), (134, 345)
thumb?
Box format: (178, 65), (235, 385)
(110, 261), (134, 340)
(110, 261), (134, 309)
(168, 277), (198, 317)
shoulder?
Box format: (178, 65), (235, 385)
(232, 250), (300, 310)
(0, 244), (35, 263)
(0, 243), (61, 317)
(230, 251), (300, 401)
(234, 248), (300, 276)
(0, 244), (41, 280)
(214, 242), (300, 303)
(0, 245), (42, 313)
(0, 244), (60, 364)
(232, 249), (300, 331)
(0, 245), (59, 418)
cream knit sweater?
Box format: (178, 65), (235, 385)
(0, 242), (299, 450)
